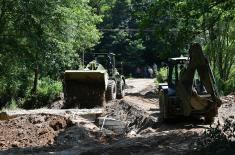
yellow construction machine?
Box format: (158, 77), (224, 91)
(63, 53), (125, 108)
(159, 43), (222, 123)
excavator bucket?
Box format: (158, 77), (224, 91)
(63, 70), (108, 108)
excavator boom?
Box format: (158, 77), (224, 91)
(159, 43), (222, 123)
(176, 43), (222, 116)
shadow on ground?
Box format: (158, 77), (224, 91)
(0, 123), (205, 155)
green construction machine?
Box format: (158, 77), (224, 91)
(63, 53), (125, 108)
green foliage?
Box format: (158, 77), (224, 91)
(93, 0), (147, 74)
(23, 78), (62, 109)
(93, 0), (235, 86)
(224, 79), (235, 95)
(0, 66), (32, 106)
(1, 0), (235, 107)
(36, 77), (62, 103)
(4, 99), (19, 110)
(215, 66), (235, 95)
(136, 0), (235, 96)
(196, 118), (235, 154)
(156, 67), (168, 83)
(0, 0), (101, 107)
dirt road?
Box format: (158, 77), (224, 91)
(125, 78), (156, 94)
(0, 78), (234, 154)
(125, 78), (158, 111)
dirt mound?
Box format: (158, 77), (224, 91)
(218, 95), (235, 123)
(103, 99), (159, 135)
(1, 79), (235, 154)
(0, 114), (73, 150)
(125, 79), (157, 97)
(221, 94), (235, 105)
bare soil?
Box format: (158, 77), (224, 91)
(0, 78), (234, 155)
(0, 114), (73, 150)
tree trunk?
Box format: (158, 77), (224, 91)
(31, 65), (39, 94)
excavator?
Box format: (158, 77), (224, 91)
(159, 43), (222, 123)
(63, 53), (125, 109)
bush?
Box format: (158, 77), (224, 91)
(3, 99), (19, 110)
(155, 67), (168, 87)
(224, 78), (235, 95)
(196, 118), (235, 154)
(215, 75), (235, 96)
(223, 67), (235, 95)
(23, 77), (62, 109)
(37, 77), (62, 102)
(213, 66), (235, 95)
(0, 71), (31, 108)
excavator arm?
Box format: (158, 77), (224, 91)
(176, 43), (222, 118)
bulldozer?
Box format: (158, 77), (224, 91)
(63, 53), (125, 109)
(158, 43), (222, 123)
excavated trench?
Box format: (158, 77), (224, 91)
(0, 97), (159, 154)
(0, 79), (163, 154)
(95, 78), (160, 135)
(1, 79), (234, 154)
(99, 99), (160, 135)
(2, 94), (234, 154)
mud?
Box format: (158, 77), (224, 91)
(0, 79), (234, 154)
(0, 114), (73, 150)
(103, 99), (159, 134)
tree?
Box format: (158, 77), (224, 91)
(0, 0), (101, 105)
(92, 0), (147, 74)
(142, 0), (235, 93)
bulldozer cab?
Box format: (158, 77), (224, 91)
(94, 53), (116, 76)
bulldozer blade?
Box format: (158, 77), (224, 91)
(63, 70), (108, 109)
(64, 70), (108, 87)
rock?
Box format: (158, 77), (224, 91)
(49, 119), (66, 131)
(98, 117), (126, 134)
(0, 112), (17, 121)
(11, 141), (20, 147)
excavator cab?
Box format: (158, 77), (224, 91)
(166, 57), (206, 95)
(159, 57), (192, 119)
(167, 57), (188, 90)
